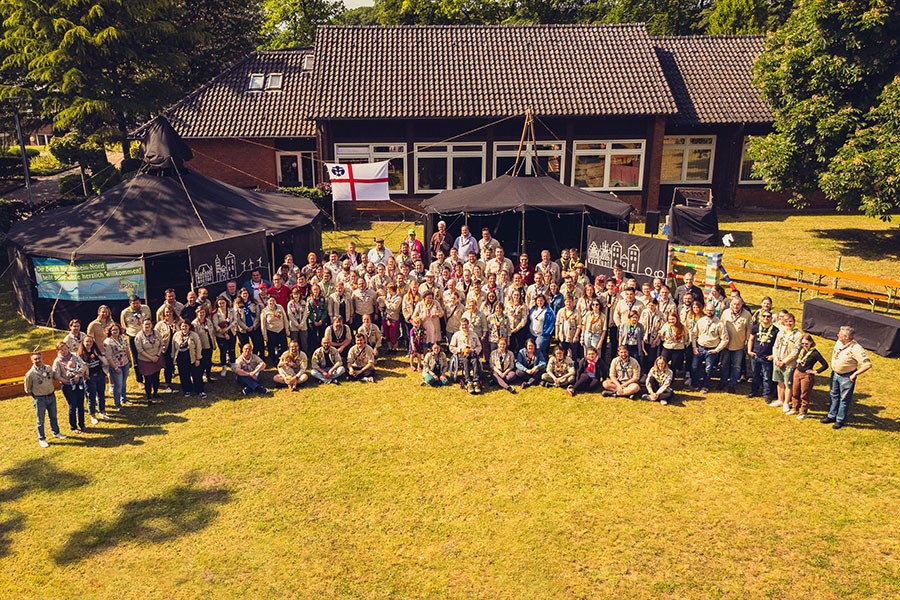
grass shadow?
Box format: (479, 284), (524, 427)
(0, 511), (25, 559)
(53, 474), (231, 565)
(810, 228), (900, 262)
(0, 458), (91, 504)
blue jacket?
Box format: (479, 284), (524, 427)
(526, 305), (556, 337)
(516, 347), (547, 372)
(548, 292), (564, 314)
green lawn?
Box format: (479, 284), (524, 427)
(1, 215), (899, 599)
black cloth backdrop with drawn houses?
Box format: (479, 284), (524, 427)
(585, 226), (669, 286)
(189, 231), (270, 299)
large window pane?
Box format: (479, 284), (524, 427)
(574, 155), (606, 188)
(452, 156), (483, 188)
(496, 156), (517, 177)
(661, 148), (685, 182)
(418, 157), (447, 190)
(388, 157), (405, 191)
(535, 155), (562, 179)
(686, 148), (712, 181)
(609, 154), (641, 188)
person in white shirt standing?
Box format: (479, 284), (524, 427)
(453, 225), (478, 265)
(822, 326), (872, 429)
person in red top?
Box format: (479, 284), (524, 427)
(517, 253), (535, 286)
(268, 273), (291, 310)
(293, 272), (311, 301)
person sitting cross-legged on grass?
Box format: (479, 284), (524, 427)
(643, 355), (674, 405)
(234, 343), (268, 396)
(450, 317), (482, 394)
(347, 333), (376, 383)
(490, 336), (518, 394)
(311, 337), (346, 385)
(603, 345), (642, 398)
(273, 340), (308, 391)
(514, 338), (546, 389)
(566, 345), (604, 397)
(542, 346), (575, 388)
(422, 342), (450, 386)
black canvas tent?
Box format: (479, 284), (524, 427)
(421, 175), (633, 260)
(6, 116), (322, 328)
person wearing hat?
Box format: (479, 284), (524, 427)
(368, 237), (393, 267)
(430, 220), (452, 260)
(403, 228), (424, 259)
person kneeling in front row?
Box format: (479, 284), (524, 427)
(234, 343), (268, 396)
(567, 346), (604, 397)
(422, 343), (450, 386)
(543, 346), (575, 388)
(311, 337), (346, 385)
(643, 355), (674, 405)
(603, 345), (642, 398)
(347, 333), (376, 383)
(273, 340), (308, 391)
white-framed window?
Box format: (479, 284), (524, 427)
(739, 135), (766, 184)
(334, 143), (407, 194)
(660, 136), (716, 183)
(248, 74), (265, 90)
(415, 143), (485, 193)
(572, 140), (645, 191)
(265, 73), (283, 90)
(36, 134), (52, 146)
(276, 151), (317, 188)
(302, 55), (314, 71)
(493, 141), (566, 180)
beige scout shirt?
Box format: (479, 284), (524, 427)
(120, 305), (152, 337)
(234, 353), (265, 373)
(830, 339), (871, 375)
(773, 328), (801, 366)
(693, 316), (729, 352)
(721, 308), (752, 351)
(24, 364), (55, 396)
(347, 344), (376, 369)
(610, 356), (641, 382)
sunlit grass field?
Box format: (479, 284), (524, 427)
(0, 214), (898, 599)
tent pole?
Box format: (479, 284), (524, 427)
(520, 209), (525, 256)
(544, 210), (560, 257)
(513, 110), (530, 176)
(580, 211), (585, 257)
(270, 237), (276, 279)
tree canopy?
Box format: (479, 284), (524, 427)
(749, 0), (900, 218)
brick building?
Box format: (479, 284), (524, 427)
(138, 24), (828, 219)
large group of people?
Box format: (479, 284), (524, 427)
(25, 223), (873, 447)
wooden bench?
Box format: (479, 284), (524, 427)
(726, 270), (889, 310)
(0, 349), (60, 400)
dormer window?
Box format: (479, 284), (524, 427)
(266, 73), (283, 90)
(248, 74), (265, 90)
(302, 55), (314, 71)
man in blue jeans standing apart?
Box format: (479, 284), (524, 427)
(24, 352), (67, 447)
(822, 326), (872, 429)
(691, 303), (729, 394)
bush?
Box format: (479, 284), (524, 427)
(278, 183), (333, 219)
(5, 145), (41, 159)
(91, 166), (122, 194)
(59, 173), (87, 198)
(29, 153), (73, 176)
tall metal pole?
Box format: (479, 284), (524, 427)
(12, 107), (34, 205)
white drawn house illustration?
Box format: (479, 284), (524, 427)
(626, 244), (641, 273)
(194, 264), (213, 286)
(610, 241), (623, 268)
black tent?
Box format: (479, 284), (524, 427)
(6, 116), (322, 328)
(421, 175), (633, 260)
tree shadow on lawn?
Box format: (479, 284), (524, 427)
(0, 457), (92, 559)
(810, 228), (900, 262)
(53, 474), (231, 566)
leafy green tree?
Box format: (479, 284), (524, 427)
(262, 0), (345, 48)
(706, 0), (768, 34)
(334, 5), (380, 24)
(374, 0), (507, 24)
(600, 0), (713, 35)
(749, 0), (900, 218)
(48, 132), (111, 197)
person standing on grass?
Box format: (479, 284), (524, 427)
(789, 334), (829, 419)
(747, 311), (777, 401)
(155, 305), (180, 394)
(660, 312), (688, 381)
(770, 312), (801, 411)
(822, 326), (872, 429)
(172, 321), (204, 398)
(450, 317), (483, 394)
(134, 318), (164, 404)
(453, 225), (478, 266)
(691, 303), (729, 394)
(62, 319), (85, 354)
(274, 340), (308, 391)
(311, 337), (345, 385)
(514, 337), (546, 389)
(490, 336), (518, 394)
(234, 343), (268, 395)
(192, 306), (216, 382)
(526, 293), (556, 359)
(357, 313), (382, 358)
(618, 310), (645, 365)
(261, 295), (289, 364)
(307, 283), (329, 351)
(52, 341), (87, 433)
(674, 271), (704, 307)
(603, 345), (642, 398)
(543, 345), (575, 389)
(720, 297), (752, 394)
(556, 294), (582, 361)
(567, 346), (604, 397)
(286, 287), (310, 357)
(639, 297), (664, 374)
(26, 352), (66, 447)
(79, 336), (108, 424)
(347, 333), (376, 383)
(380, 282), (402, 352)
(103, 323), (131, 408)
(643, 355), (674, 405)
(422, 342), (450, 386)
(120, 295), (151, 385)
(212, 296), (236, 376)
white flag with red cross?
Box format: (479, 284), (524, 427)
(326, 161), (390, 201)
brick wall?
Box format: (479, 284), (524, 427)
(735, 187), (835, 210)
(184, 138), (278, 189)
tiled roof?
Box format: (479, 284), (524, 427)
(308, 24), (678, 119)
(134, 49), (316, 139)
(653, 35), (772, 125)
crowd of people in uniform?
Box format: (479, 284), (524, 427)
(24, 222), (873, 447)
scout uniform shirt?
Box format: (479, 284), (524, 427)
(830, 339), (871, 376)
(490, 349), (516, 373)
(609, 356), (641, 382)
(773, 327), (801, 366)
(347, 344), (376, 369)
(24, 363), (55, 396)
(234, 352), (265, 374)
(311, 346), (343, 371)
(278, 350), (308, 378)
(721, 307), (752, 351)
(693, 315), (729, 352)
(120, 304), (152, 337)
